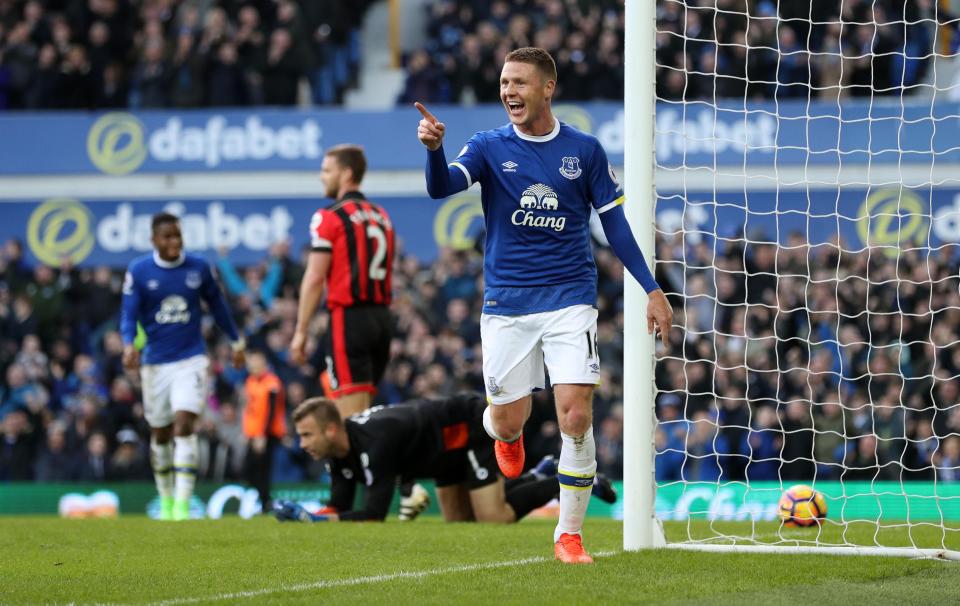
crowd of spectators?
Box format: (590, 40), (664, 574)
(656, 0), (957, 102)
(401, 0), (627, 104)
(4, 0), (956, 113)
(0, 0), (372, 111)
(0, 232), (630, 484)
(653, 230), (960, 484)
(403, 0), (959, 107)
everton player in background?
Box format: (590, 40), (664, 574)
(121, 212), (245, 521)
(272, 393), (617, 523)
(415, 48), (672, 563)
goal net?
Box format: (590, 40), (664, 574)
(632, 0), (960, 559)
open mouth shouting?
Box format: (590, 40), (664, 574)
(505, 99), (525, 119)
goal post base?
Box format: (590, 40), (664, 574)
(623, 517), (667, 551)
(662, 543), (960, 562)
(653, 518), (666, 548)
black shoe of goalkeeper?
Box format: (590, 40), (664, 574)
(592, 474), (617, 504)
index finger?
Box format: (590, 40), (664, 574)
(414, 101), (438, 125)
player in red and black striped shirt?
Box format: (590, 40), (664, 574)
(291, 144), (395, 419)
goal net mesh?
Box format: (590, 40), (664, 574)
(652, 0), (960, 555)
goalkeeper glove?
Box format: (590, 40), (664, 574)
(272, 500), (332, 522)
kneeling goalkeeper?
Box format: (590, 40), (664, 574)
(274, 393), (616, 522)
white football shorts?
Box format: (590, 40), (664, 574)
(140, 354), (209, 428)
(480, 304), (600, 405)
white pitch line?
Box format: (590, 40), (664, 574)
(97, 550), (619, 606)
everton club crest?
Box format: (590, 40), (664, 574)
(559, 156), (582, 180)
(487, 376), (503, 396)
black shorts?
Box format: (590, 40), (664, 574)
(324, 305), (392, 398)
(432, 395), (498, 490)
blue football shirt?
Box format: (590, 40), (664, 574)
(120, 252), (240, 365)
(449, 119), (624, 315)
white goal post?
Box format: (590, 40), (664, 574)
(623, 0), (960, 561)
(623, 0), (665, 551)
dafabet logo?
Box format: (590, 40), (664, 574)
(856, 189), (929, 256)
(25, 199), (296, 266)
(86, 113), (148, 175)
(27, 198), (96, 265)
(85, 113), (322, 175)
(434, 194), (483, 250)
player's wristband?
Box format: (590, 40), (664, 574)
(231, 338), (246, 353)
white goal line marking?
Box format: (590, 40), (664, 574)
(99, 550), (619, 606)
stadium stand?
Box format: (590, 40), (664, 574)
(653, 233), (960, 484)
(654, 0), (955, 102)
(0, 233), (625, 483)
(0, 0), (374, 110)
(4, 224), (959, 485)
(4, 0), (950, 111)
(400, 0), (954, 106)
(401, 0), (627, 104)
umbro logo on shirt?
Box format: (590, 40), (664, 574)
(501, 161), (518, 172)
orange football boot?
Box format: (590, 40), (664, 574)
(494, 434), (525, 479)
(554, 533), (594, 564)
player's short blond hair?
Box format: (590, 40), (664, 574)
(293, 397), (341, 427)
(325, 144), (367, 184)
(504, 47), (558, 83)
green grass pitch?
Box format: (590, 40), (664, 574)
(2, 517), (958, 605)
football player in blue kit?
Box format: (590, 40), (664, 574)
(416, 47), (673, 563)
(121, 213), (246, 520)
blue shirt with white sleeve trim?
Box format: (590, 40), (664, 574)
(447, 119), (626, 315)
(120, 252), (240, 365)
